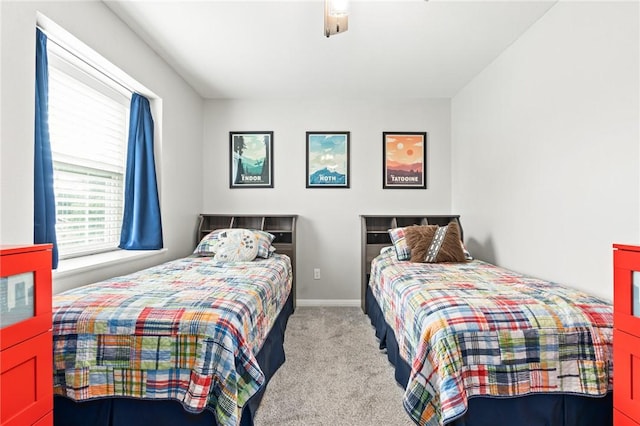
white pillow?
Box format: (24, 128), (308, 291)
(213, 228), (259, 262)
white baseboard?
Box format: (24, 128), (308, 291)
(296, 299), (361, 307)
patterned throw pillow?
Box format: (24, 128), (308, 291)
(193, 230), (220, 256)
(388, 227), (412, 261)
(405, 222), (466, 263)
(249, 229), (275, 258)
(213, 228), (259, 262)
(194, 228), (275, 258)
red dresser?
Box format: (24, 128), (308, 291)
(613, 244), (640, 426)
(0, 245), (53, 426)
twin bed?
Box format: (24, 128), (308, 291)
(52, 214), (297, 426)
(51, 213), (614, 426)
(362, 215), (614, 426)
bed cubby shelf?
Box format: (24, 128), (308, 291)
(360, 214), (462, 313)
(197, 214), (297, 305)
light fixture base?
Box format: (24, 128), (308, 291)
(324, 0), (349, 38)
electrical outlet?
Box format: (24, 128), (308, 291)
(313, 268), (321, 280)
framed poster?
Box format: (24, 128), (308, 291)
(306, 131), (350, 188)
(229, 131), (273, 188)
(382, 132), (427, 189)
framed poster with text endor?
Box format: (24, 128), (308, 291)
(229, 131), (273, 188)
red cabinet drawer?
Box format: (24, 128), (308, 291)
(32, 411), (53, 426)
(614, 329), (640, 425)
(0, 331), (53, 426)
(613, 246), (640, 338)
(616, 410), (640, 426)
(0, 246), (53, 351)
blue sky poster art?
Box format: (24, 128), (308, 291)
(306, 132), (349, 188)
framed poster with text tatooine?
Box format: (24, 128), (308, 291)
(229, 131), (273, 188)
(306, 131), (350, 188)
(383, 132), (427, 189)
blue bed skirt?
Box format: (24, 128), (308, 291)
(365, 285), (613, 426)
(54, 292), (294, 426)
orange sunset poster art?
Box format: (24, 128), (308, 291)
(383, 132), (426, 189)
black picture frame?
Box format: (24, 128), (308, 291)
(229, 131), (274, 188)
(306, 131), (350, 188)
(382, 132), (427, 189)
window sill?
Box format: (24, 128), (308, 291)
(53, 248), (168, 279)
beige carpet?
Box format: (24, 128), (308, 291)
(254, 307), (415, 426)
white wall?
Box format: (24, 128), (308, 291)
(0, 1), (204, 292)
(203, 99), (452, 302)
(452, 2), (639, 301)
(4, 1), (634, 304)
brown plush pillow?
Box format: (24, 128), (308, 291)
(405, 222), (466, 263)
(405, 225), (437, 262)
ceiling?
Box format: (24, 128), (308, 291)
(105, 0), (557, 100)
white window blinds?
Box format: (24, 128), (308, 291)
(47, 43), (131, 259)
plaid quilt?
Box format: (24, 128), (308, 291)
(53, 254), (292, 426)
(369, 247), (613, 426)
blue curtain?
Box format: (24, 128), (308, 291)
(119, 93), (163, 250)
(34, 29), (59, 269)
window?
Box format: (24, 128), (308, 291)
(47, 42), (131, 259)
